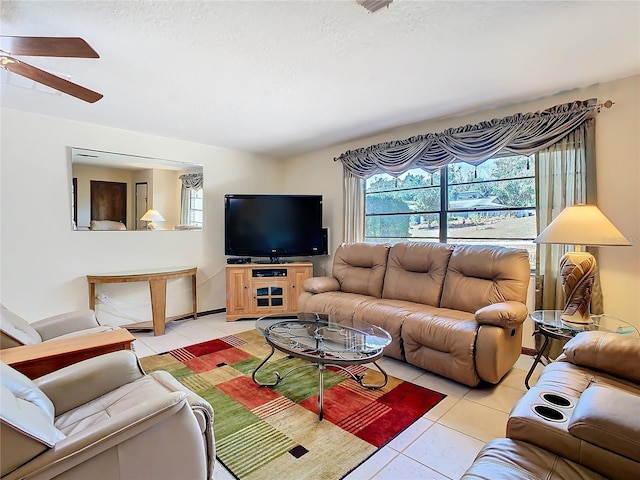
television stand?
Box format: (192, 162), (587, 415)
(225, 262), (313, 321)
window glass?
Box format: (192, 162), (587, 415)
(364, 155), (536, 267)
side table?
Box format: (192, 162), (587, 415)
(0, 329), (135, 379)
(525, 310), (638, 389)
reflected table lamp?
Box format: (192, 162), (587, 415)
(534, 204), (630, 324)
(140, 209), (165, 230)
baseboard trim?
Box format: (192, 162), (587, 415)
(521, 347), (537, 356)
(171, 308), (226, 322)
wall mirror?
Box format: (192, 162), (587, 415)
(70, 147), (204, 231)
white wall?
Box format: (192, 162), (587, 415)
(283, 75), (640, 337)
(1, 108), (283, 325)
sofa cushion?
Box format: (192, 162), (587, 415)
(354, 299), (437, 360)
(568, 385), (640, 463)
(462, 438), (606, 480)
(332, 243), (390, 298)
(382, 242), (454, 305)
(402, 309), (480, 386)
(561, 331), (640, 384)
(298, 291), (376, 320)
(440, 245), (530, 313)
(1, 304), (42, 345)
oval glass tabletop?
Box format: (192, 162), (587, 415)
(255, 312), (392, 360)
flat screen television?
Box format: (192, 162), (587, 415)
(224, 194), (323, 263)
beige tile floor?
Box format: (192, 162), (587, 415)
(132, 313), (544, 480)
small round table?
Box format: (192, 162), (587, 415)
(525, 310), (639, 389)
(253, 312), (392, 420)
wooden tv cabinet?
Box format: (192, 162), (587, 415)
(225, 262), (313, 321)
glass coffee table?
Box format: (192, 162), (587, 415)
(525, 310), (639, 389)
(253, 312), (392, 420)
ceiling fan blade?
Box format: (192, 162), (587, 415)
(1, 56), (103, 103)
(0, 36), (99, 58)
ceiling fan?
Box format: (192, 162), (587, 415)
(0, 36), (103, 103)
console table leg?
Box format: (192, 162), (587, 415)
(149, 279), (167, 336)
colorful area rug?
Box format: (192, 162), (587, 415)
(140, 329), (446, 480)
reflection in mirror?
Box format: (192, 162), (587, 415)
(70, 148), (203, 231)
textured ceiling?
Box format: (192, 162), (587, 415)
(1, 0), (639, 157)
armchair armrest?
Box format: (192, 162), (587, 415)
(560, 331), (640, 383)
(34, 351), (144, 415)
(33, 310), (100, 340)
(475, 301), (528, 328)
(568, 385), (640, 463)
(303, 276), (340, 294)
(8, 391), (188, 480)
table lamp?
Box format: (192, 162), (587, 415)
(534, 204), (630, 324)
(140, 209), (165, 230)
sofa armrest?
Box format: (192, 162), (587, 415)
(8, 391), (188, 480)
(475, 301), (528, 329)
(568, 385), (640, 463)
(302, 276), (340, 294)
(560, 331), (640, 383)
(34, 351), (145, 415)
(33, 310), (100, 340)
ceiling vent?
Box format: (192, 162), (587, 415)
(357, 0), (393, 13)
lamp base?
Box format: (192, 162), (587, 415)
(559, 251), (596, 324)
(146, 222), (157, 230)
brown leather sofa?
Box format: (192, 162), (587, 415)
(1, 350), (215, 480)
(299, 242), (531, 386)
(463, 331), (640, 479)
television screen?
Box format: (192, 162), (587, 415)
(224, 194), (323, 261)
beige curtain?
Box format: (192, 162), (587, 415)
(534, 119), (601, 356)
(343, 168), (365, 243)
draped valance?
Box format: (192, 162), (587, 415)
(180, 173), (203, 189)
(335, 98), (601, 179)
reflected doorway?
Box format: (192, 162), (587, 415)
(135, 182), (149, 230)
(91, 180), (127, 225)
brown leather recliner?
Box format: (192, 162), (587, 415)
(0, 304), (114, 349)
(1, 350), (215, 480)
(462, 331), (640, 479)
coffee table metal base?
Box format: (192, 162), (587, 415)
(252, 343), (389, 421)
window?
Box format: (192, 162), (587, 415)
(186, 188), (204, 227)
(364, 154), (537, 267)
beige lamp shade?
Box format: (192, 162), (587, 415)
(140, 209), (165, 230)
(534, 204), (630, 324)
(534, 204), (630, 247)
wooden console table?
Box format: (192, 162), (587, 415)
(87, 267), (197, 336)
(0, 329), (135, 379)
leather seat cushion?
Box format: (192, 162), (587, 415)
(354, 299), (440, 360)
(462, 438), (605, 480)
(55, 373), (180, 435)
(298, 291), (376, 320)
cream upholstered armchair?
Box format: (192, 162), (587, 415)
(1, 350), (215, 480)
(0, 304), (115, 349)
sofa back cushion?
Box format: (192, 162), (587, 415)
(440, 245), (530, 313)
(332, 243), (390, 298)
(382, 242), (454, 305)
(1, 304), (42, 347)
(1, 362), (66, 477)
